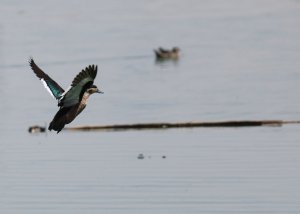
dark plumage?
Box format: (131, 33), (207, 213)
(29, 58), (102, 133)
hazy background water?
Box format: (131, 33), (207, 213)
(0, 0), (300, 213)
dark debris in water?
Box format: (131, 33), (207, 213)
(137, 153), (166, 160)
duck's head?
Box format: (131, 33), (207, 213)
(172, 47), (180, 53)
(86, 85), (103, 95)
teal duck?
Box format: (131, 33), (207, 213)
(154, 47), (180, 59)
(29, 58), (103, 133)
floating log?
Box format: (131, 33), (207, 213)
(65, 120), (300, 132)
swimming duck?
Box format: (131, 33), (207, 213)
(154, 47), (180, 59)
(29, 58), (103, 133)
(28, 125), (46, 133)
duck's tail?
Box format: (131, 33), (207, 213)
(154, 49), (162, 58)
(48, 107), (73, 134)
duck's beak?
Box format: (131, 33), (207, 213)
(97, 89), (104, 94)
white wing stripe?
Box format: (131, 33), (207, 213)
(41, 78), (55, 99)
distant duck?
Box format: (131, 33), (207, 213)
(29, 58), (103, 133)
(28, 125), (46, 133)
(154, 47), (180, 59)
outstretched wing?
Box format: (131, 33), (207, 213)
(29, 58), (65, 99)
(59, 65), (97, 107)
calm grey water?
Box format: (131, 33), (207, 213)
(1, 0), (300, 213)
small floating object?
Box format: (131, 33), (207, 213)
(154, 47), (180, 59)
(137, 153), (145, 159)
(28, 125), (46, 133)
(162, 155), (166, 159)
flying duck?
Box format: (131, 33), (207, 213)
(29, 58), (102, 133)
(154, 47), (180, 59)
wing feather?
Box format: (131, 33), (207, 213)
(29, 58), (64, 99)
(59, 65), (98, 107)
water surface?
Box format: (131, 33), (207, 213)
(0, 0), (300, 213)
